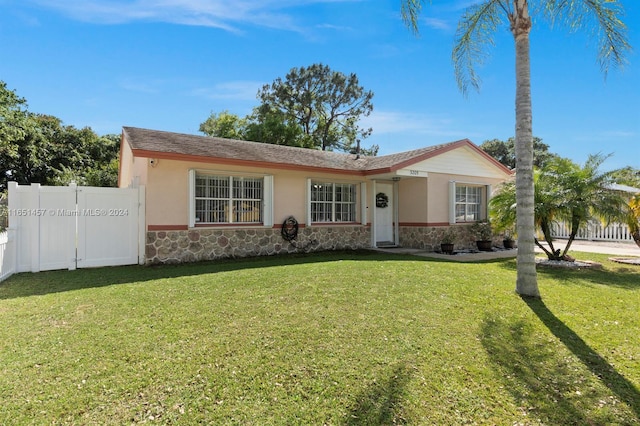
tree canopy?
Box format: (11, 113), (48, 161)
(610, 167), (640, 189)
(199, 110), (248, 140)
(200, 63), (378, 156)
(0, 81), (30, 168)
(480, 137), (559, 170)
(0, 81), (120, 190)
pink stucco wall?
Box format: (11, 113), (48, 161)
(118, 137), (147, 189)
(125, 157), (371, 228)
(120, 152), (506, 230)
(396, 172), (504, 226)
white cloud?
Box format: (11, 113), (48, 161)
(190, 81), (264, 101)
(453, 0), (485, 10)
(572, 129), (638, 143)
(26, 0), (359, 33)
(360, 110), (486, 154)
(361, 110), (459, 137)
(598, 130), (637, 139)
(315, 23), (355, 32)
(422, 17), (451, 32)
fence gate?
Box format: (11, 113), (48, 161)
(77, 186), (142, 268)
(8, 182), (145, 272)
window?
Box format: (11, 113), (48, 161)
(194, 174), (263, 224)
(310, 182), (357, 223)
(455, 185), (483, 222)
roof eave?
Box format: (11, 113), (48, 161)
(130, 149), (368, 176)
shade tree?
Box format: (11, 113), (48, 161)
(0, 81), (120, 189)
(200, 63), (378, 156)
(480, 137), (559, 170)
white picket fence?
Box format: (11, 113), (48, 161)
(551, 221), (635, 243)
(0, 182), (145, 282)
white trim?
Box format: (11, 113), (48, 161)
(393, 181), (399, 246)
(448, 181), (456, 225)
(485, 184), (492, 220)
(308, 180), (359, 224)
(372, 180), (396, 247)
(263, 175), (274, 227)
(307, 176), (363, 184)
(396, 169), (428, 178)
(191, 172), (266, 226)
(450, 181), (489, 223)
(360, 182), (367, 226)
(371, 181), (377, 246)
(191, 168), (267, 178)
(188, 169), (196, 228)
(306, 178), (312, 227)
(451, 179), (490, 186)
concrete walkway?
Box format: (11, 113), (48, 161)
(374, 239), (639, 262)
(537, 240), (639, 257)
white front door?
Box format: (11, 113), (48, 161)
(375, 182), (394, 245)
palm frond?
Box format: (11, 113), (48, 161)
(452, 0), (505, 95)
(489, 180), (518, 232)
(401, 0), (428, 35)
(543, 0), (630, 75)
(627, 194), (640, 248)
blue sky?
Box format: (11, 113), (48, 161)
(1, 0), (638, 170)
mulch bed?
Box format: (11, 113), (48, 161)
(609, 257), (640, 266)
(536, 258), (602, 269)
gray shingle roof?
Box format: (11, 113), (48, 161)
(122, 126), (503, 175)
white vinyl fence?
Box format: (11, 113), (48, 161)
(0, 182), (145, 282)
(0, 230), (16, 282)
(551, 221), (634, 243)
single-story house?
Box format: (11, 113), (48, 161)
(118, 127), (513, 264)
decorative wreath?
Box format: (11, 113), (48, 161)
(376, 192), (389, 208)
(281, 216), (299, 242)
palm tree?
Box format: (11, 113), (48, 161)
(490, 170), (563, 259)
(548, 154), (629, 258)
(401, 0), (629, 297)
(625, 194), (640, 248)
(490, 155), (630, 260)
(489, 170), (559, 259)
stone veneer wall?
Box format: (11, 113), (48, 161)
(399, 225), (501, 252)
(146, 225), (371, 264)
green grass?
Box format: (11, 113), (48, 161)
(1, 251), (639, 425)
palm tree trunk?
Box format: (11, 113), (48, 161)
(628, 197), (640, 248)
(511, 1), (539, 297)
(560, 218), (580, 259)
(540, 219), (559, 259)
(534, 238), (555, 259)
(629, 219), (640, 248)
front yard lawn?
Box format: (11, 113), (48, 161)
(1, 251), (639, 424)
